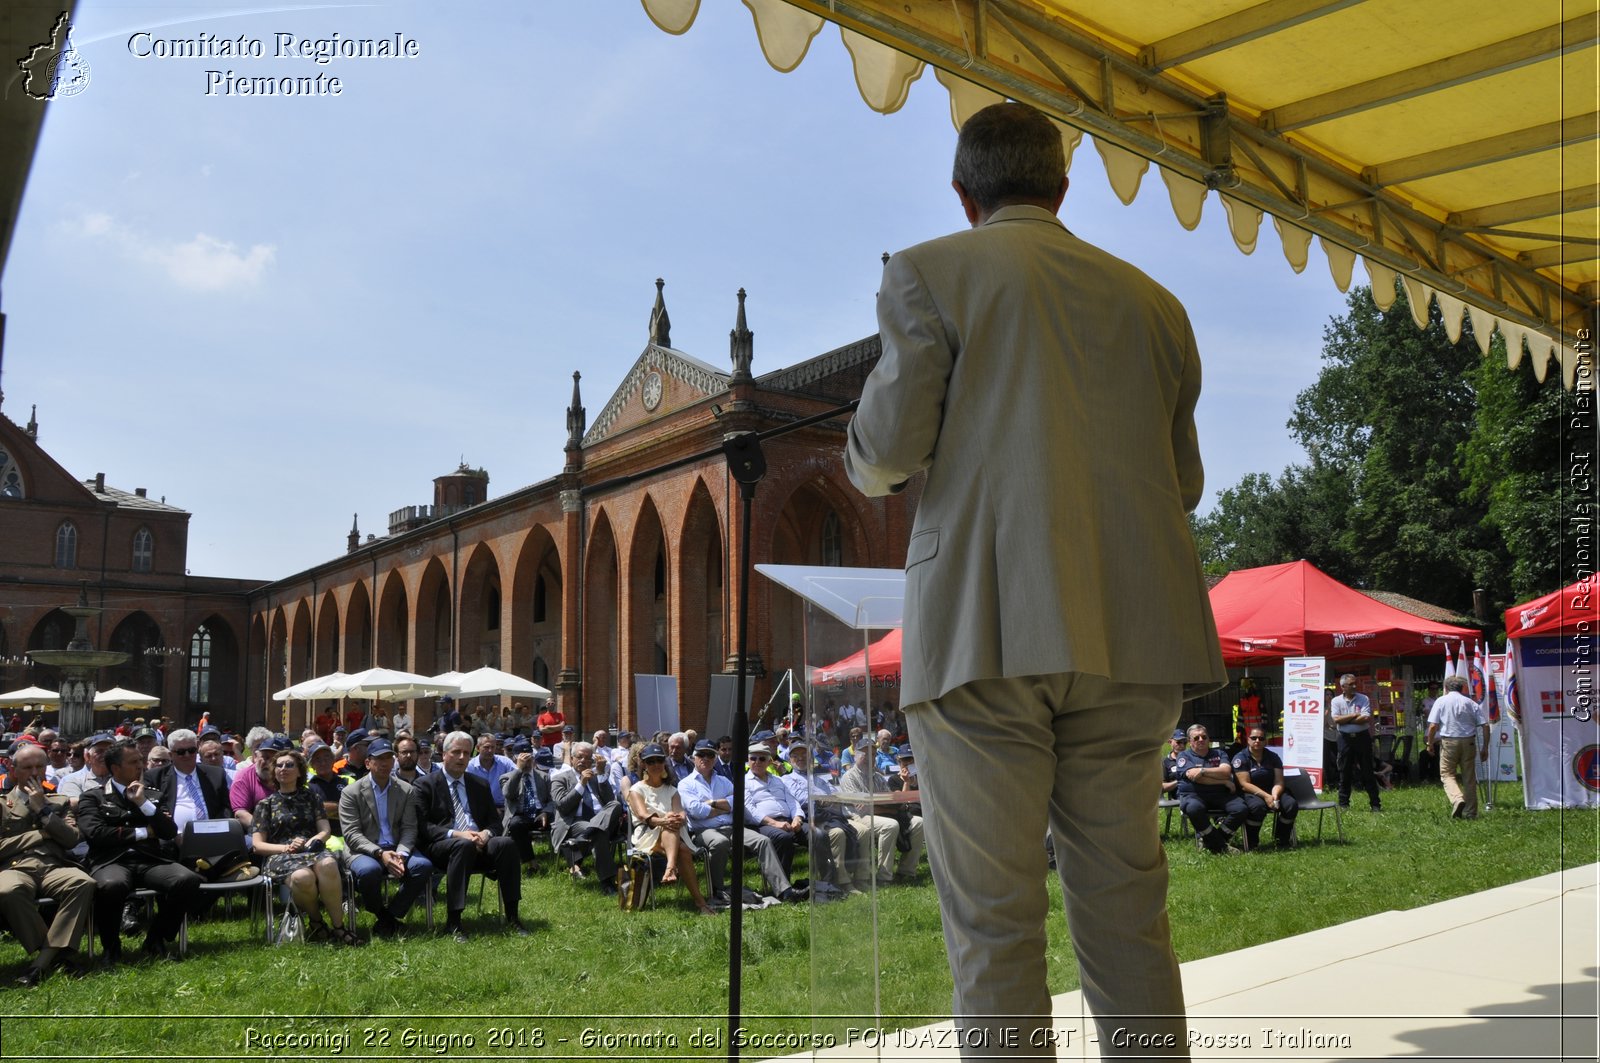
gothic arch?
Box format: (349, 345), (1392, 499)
(185, 614), (240, 721)
(584, 510), (620, 729)
(106, 610), (164, 698)
(267, 610), (289, 707)
(627, 497), (670, 713)
(314, 592), (341, 676)
(675, 478), (724, 731)
(288, 599), (314, 689)
(458, 542), (503, 670)
(414, 558), (452, 676)
(343, 582), (373, 673)
(374, 571), (409, 671)
(509, 524), (562, 690)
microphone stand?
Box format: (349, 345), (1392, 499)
(723, 398), (858, 1061)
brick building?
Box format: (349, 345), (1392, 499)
(246, 283), (920, 737)
(0, 405), (262, 725)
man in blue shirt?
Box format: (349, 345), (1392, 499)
(466, 733), (516, 811)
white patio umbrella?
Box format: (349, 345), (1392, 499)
(338, 667), (459, 702)
(452, 666), (552, 701)
(271, 671), (353, 703)
(0, 685), (60, 709)
(93, 687), (160, 709)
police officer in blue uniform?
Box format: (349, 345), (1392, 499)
(1230, 728), (1298, 848)
(1175, 724), (1246, 854)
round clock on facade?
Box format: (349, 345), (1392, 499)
(642, 370), (663, 411)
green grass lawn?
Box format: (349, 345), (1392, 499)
(2, 781), (1593, 1060)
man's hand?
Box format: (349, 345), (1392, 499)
(125, 779), (146, 805)
(21, 779), (48, 813)
(515, 753), (533, 772)
(381, 851), (406, 878)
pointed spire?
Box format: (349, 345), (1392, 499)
(347, 514), (361, 554)
(729, 288), (754, 383)
(26, 404), (38, 440)
(648, 278), (671, 348)
(565, 371), (586, 451)
(351, 512), (360, 533)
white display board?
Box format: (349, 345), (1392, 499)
(1282, 657), (1327, 787)
(633, 674), (679, 738)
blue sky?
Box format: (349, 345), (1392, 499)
(4, 0), (1354, 580)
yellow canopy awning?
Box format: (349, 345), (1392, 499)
(643, 0), (1598, 385)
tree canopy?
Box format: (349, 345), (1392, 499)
(1193, 284), (1568, 622)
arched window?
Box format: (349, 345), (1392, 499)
(188, 624), (213, 704)
(532, 656), (549, 688)
(132, 527), (154, 573)
(0, 445), (22, 498)
(486, 585), (501, 631)
(821, 511), (843, 567)
(54, 522), (77, 569)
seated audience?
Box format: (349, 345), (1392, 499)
(414, 731), (528, 941)
(252, 748), (360, 946)
(500, 737), (553, 871)
(339, 739), (433, 938)
(0, 743), (94, 985)
(838, 734), (924, 885)
(550, 742), (626, 892)
(1231, 728), (1298, 848)
(1175, 725), (1247, 854)
(625, 743), (714, 915)
(78, 739), (203, 962)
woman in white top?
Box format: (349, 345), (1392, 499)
(625, 743), (714, 915)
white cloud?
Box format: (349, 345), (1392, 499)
(65, 211), (274, 292)
(146, 233), (275, 292)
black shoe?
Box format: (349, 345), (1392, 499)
(141, 936), (177, 962)
(1451, 801), (1465, 819)
(121, 902), (146, 936)
(374, 913), (400, 939)
(14, 964), (46, 988)
(506, 918), (531, 937)
(445, 919), (469, 944)
(778, 885), (810, 904)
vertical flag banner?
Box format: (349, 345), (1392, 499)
(1454, 641), (1472, 683)
(1486, 653), (1519, 781)
(1511, 637), (1600, 808)
(1503, 647), (1521, 721)
(1445, 640), (1456, 678)
(1282, 657), (1327, 787)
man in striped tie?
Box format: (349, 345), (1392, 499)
(414, 731), (527, 942)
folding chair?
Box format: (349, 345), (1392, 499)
(1283, 770), (1344, 844)
(180, 818), (272, 950)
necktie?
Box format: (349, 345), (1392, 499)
(520, 775), (541, 816)
(182, 771), (205, 816)
(450, 779), (477, 832)
(583, 782), (599, 818)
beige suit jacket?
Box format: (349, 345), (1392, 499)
(846, 205), (1226, 706)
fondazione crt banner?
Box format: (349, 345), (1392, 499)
(1511, 636), (1600, 808)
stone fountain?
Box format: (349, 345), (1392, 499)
(28, 583), (128, 740)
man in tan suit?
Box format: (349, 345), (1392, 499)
(846, 102), (1226, 1058)
(0, 744), (95, 985)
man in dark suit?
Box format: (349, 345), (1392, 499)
(144, 728), (230, 834)
(549, 742), (626, 891)
(339, 739), (434, 937)
(413, 731), (525, 942)
(499, 737), (552, 872)
(78, 739), (203, 962)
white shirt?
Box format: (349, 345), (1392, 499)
(744, 772), (799, 825)
(1428, 691), (1489, 739)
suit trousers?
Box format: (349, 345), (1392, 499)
(558, 803), (626, 881)
(0, 865), (94, 953)
(692, 826), (791, 896)
(905, 672), (1187, 1059)
(848, 813), (923, 883)
(348, 850), (435, 920)
(1336, 732), (1382, 809)
(428, 835), (520, 917)
(92, 859), (202, 954)
(1438, 737), (1479, 816)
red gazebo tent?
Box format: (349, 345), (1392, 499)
(1210, 560), (1478, 666)
(1503, 579), (1599, 639)
(813, 628), (902, 686)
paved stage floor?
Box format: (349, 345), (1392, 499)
(777, 863), (1599, 1061)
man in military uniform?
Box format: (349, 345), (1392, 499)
(0, 744), (95, 985)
